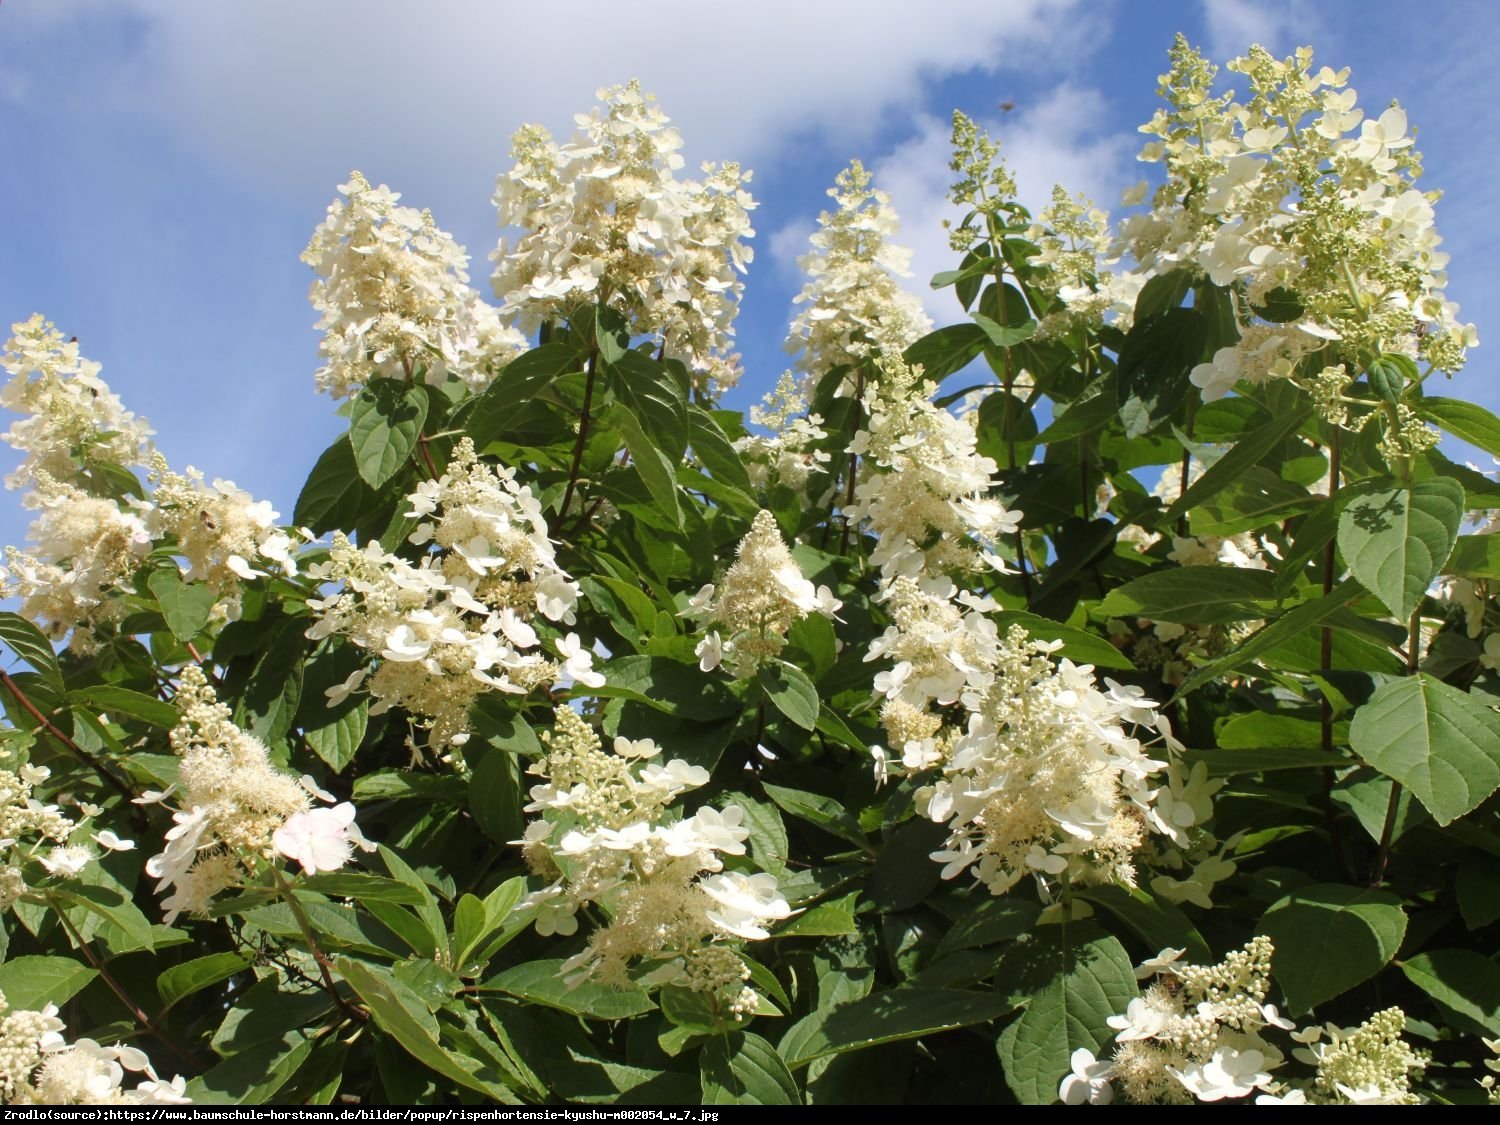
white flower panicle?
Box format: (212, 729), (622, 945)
(912, 623), (1182, 897)
(1124, 39), (1475, 417)
(1, 315), (153, 492)
(303, 172), (526, 400)
(307, 439), (591, 752)
(0, 990), (189, 1105)
(848, 357), (1019, 581)
(0, 761), (119, 911)
(147, 455), (298, 602)
(1026, 186), (1146, 339)
(784, 161), (931, 392)
(147, 666), (369, 923)
(519, 708), (788, 1011)
(733, 372), (832, 494)
(1072, 939), (1427, 1105)
(685, 510), (841, 679)
(0, 318), (155, 647)
(2, 473), (152, 646)
(491, 81), (755, 395)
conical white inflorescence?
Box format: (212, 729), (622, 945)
(491, 81), (755, 395)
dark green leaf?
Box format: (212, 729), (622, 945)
(157, 952), (252, 1013)
(147, 568), (216, 643)
(348, 379), (429, 489)
(1421, 397), (1500, 459)
(903, 324), (988, 381)
(0, 956), (97, 1010)
(1338, 479), (1464, 621)
(701, 1033), (800, 1105)
(0, 612), (62, 690)
(1349, 674), (1500, 826)
(759, 661), (818, 730)
(1098, 567), (1276, 625)
(781, 988), (1016, 1069)
(1400, 949), (1500, 1036)
(1258, 883), (1406, 1013)
(484, 959), (656, 1020)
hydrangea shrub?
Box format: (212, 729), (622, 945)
(1, 45), (1498, 1105)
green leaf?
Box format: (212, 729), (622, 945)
(1338, 479), (1464, 621)
(297, 873), (430, 906)
(780, 988), (1016, 1069)
(776, 892), (859, 938)
(240, 623), (304, 743)
(761, 783), (870, 850)
(0, 612), (62, 690)
(1115, 307), (1208, 438)
(305, 699), (367, 772)
(147, 568), (217, 643)
(1448, 534), (1500, 580)
(1184, 746), (1344, 775)
(483, 959), (656, 1020)
(467, 344), (582, 447)
(1421, 397), (1500, 459)
(903, 324), (988, 381)
(1163, 406), (1310, 522)
(971, 313), (1037, 349)
(1172, 579), (1364, 700)
(1366, 353), (1416, 403)
(1349, 674), (1500, 826)
(607, 350), (689, 461)
(688, 405), (754, 495)
(605, 401), (681, 528)
(157, 952), (252, 1013)
(1098, 567), (1276, 625)
(1258, 883), (1406, 1013)
(1075, 886), (1212, 962)
(702, 1033), (801, 1105)
(468, 743), (524, 845)
(759, 661), (818, 730)
(994, 925), (1138, 1104)
(339, 959), (520, 1102)
(70, 685), (178, 728)
(53, 884), (156, 952)
(348, 379), (429, 489)
(1400, 949), (1500, 1036)
(0, 956), (97, 1010)
(1457, 850), (1500, 930)
(293, 434), (381, 534)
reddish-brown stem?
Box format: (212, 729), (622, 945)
(0, 668), (135, 801)
(52, 899), (207, 1071)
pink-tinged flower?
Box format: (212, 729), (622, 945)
(273, 802), (365, 874)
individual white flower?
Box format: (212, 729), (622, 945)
(699, 871), (792, 939)
(1135, 947), (1187, 980)
(1190, 347), (1240, 401)
(1108, 997), (1172, 1042)
(323, 667), (367, 707)
(1172, 1046), (1272, 1101)
(696, 631), (723, 672)
(38, 846), (92, 877)
(1059, 1047), (1115, 1105)
(92, 831), (135, 853)
(272, 802), (365, 875)
(556, 633), (605, 689)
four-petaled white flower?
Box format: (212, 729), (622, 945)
(1059, 1048), (1114, 1105)
(273, 802), (369, 875)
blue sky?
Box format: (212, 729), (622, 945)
(3, 0), (1497, 551)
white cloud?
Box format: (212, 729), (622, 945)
(1200, 0), (1323, 63)
(10, 0), (1089, 222)
(872, 86), (1134, 320)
